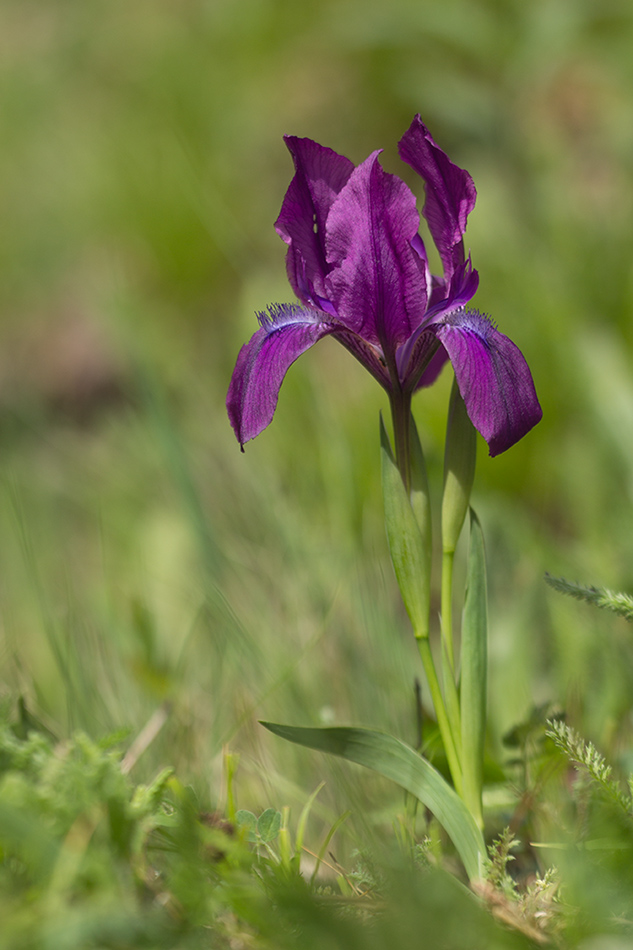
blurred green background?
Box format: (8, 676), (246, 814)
(1, 0), (633, 833)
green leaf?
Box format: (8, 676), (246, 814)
(257, 808), (282, 842)
(380, 416), (431, 639)
(261, 722), (485, 881)
(236, 809), (258, 842)
(442, 378), (477, 556)
(460, 509), (487, 830)
(409, 414), (432, 552)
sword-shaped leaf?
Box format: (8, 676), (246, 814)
(261, 722), (485, 880)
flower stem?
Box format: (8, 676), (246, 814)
(441, 550), (456, 672)
(440, 550), (462, 765)
(416, 637), (463, 796)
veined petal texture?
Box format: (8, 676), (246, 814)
(228, 117), (541, 455)
(275, 137), (354, 305)
(430, 310), (542, 456)
(398, 115), (476, 286)
(325, 151), (428, 361)
(226, 304), (334, 446)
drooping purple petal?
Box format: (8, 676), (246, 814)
(325, 151), (427, 362)
(398, 115), (476, 285)
(275, 137), (354, 306)
(428, 310), (542, 456)
(226, 304), (335, 446)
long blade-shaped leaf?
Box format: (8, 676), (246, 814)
(261, 722), (485, 880)
(380, 416), (430, 638)
(460, 509), (487, 829)
(409, 414), (432, 564)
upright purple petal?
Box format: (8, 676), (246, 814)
(398, 116), (476, 285)
(325, 151), (427, 363)
(396, 258), (479, 385)
(226, 304), (335, 446)
(428, 310), (542, 456)
(443, 257), (479, 310)
(275, 137), (354, 306)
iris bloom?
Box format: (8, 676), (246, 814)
(227, 115), (541, 473)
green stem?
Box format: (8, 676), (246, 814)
(440, 549), (462, 755)
(441, 549), (455, 673)
(416, 637), (463, 797)
(441, 643), (462, 760)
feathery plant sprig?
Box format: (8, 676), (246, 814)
(485, 827), (520, 896)
(545, 718), (631, 814)
(545, 574), (633, 623)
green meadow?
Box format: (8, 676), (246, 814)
(2, 0), (633, 945)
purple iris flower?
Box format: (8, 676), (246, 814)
(227, 115), (541, 458)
